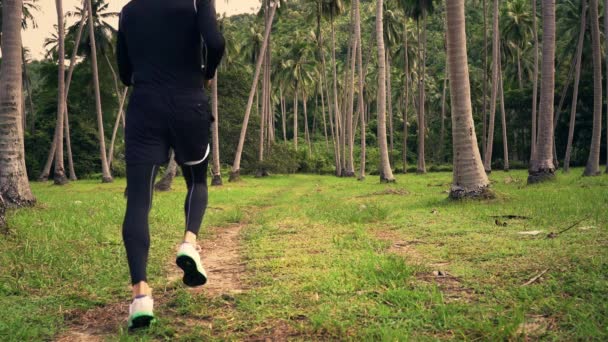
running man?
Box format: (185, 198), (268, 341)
(116, 0), (225, 330)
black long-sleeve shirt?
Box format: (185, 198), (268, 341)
(117, 0), (225, 88)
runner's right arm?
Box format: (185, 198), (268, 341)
(197, 0), (226, 81)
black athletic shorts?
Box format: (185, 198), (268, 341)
(125, 86), (214, 166)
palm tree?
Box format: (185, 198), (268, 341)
(530, 0), (538, 165)
(66, 0), (117, 58)
(211, 76), (223, 186)
(501, 0), (532, 89)
(583, 0), (602, 176)
(86, 0), (112, 183)
(605, 0), (608, 174)
(354, 0), (366, 180)
(484, 0), (500, 173)
(528, 0), (556, 184)
(0, 0), (36, 206)
(230, 0), (278, 182)
(563, 0), (587, 172)
(53, 0), (68, 185)
(377, 0), (395, 183)
(446, 0), (491, 199)
(401, 0), (434, 174)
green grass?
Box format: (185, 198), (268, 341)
(1, 169), (607, 341)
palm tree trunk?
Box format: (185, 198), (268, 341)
(440, 75), (447, 164)
(53, 0), (68, 185)
(499, 63), (509, 171)
(484, 0), (500, 173)
(376, 0), (395, 183)
(230, 1), (277, 181)
(417, 16), (427, 174)
(354, 0), (366, 180)
(330, 9), (342, 176)
(303, 91), (312, 155)
(482, 0), (488, 159)
(211, 76), (222, 186)
(553, 55), (577, 167)
(564, 1), (587, 173)
(584, 0), (602, 176)
(604, 0), (608, 173)
(293, 87), (298, 150)
(0, 0), (36, 206)
(446, 0), (491, 199)
(154, 151), (177, 191)
(345, 36), (357, 177)
(528, 0), (556, 184)
(386, 49), (394, 165)
(320, 77), (329, 148)
(403, 21), (410, 174)
(531, 0), (539, 165)
(86, 0), (112, 183)
(108, 88), (128, 167)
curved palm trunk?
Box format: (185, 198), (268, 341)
(53, 0), (68, 185)
(0, 0), (36, 206)
(108, 88), (128, 167)
(154, 151), (177, 191)
(376, 0), (395, 183)
(584, 0), (602, 176)
(230, 1), (277, 181)
(564, 1), (587, 173)
(528, 0), (556, 184)
(484, 0), (500, 173)
(446, 0), (491, 199)
(531, 0), (539, 165)
(211, 77), (222, 186)
(86, 0), (112, 183)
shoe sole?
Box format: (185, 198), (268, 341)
(176, 255), (207, 287)
(128, 314), (154, 331)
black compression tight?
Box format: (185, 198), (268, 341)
(122, 161), (209, 285)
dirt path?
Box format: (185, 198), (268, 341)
(168, 223), (247, 297)
(56, 223), (247, 341)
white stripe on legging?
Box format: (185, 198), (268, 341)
(186, 167), (195, 229)
(148, 165), (157, 213)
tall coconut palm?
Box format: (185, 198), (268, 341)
(53, 0), (68, 185)
(563, 0), (587, 173)
(605, 0), (608, 174)
(211, 76), (222, 185)
(86, 0), (112, 182)
(583, 0), (602, 176)
(377, 0), (396, 183)
(445, 0), (491, 199)
(528, 0), (556, 184)
(530, 0), (539, 164)
(354, 0), (366, 180)
(401, 0), (434, 174)
(0, 0), (35, 206)
(230, 0), (278, 182)
(484, 0), (500, 173)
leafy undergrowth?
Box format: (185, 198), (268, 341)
(1, 169), (606, 341)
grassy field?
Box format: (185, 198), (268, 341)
(1, 169), (607, 341)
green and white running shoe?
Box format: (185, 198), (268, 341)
(176, 242), (208, 287)
(127, 295), (155, 330)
